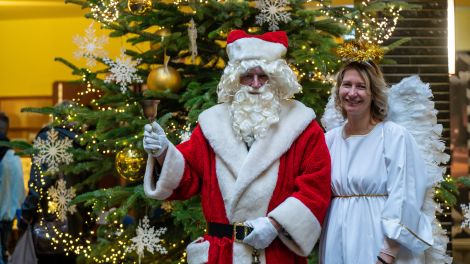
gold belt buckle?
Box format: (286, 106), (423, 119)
(233, 222), (248, 242)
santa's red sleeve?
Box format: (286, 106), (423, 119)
(267, 121), (331, 256)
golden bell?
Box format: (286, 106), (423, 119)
(128, 0), (152, 15)
(115, 147), (146, 182)
(161, 201), (173, 212)
(146, 65), (182, 93)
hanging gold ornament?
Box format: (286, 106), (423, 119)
(115, 147), (146, 181)
(150, 28), (171, 51)
(147, 55), (182, 92)
(161, 201), (173, 212)
(128, 0), (152, 15)
(147, 66), (182, 92)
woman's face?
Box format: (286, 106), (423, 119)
(339, 69), (372, 119)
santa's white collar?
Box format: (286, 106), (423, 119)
(198, 100), (315, 211)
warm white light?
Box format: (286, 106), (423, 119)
(448, 0), (455, 75)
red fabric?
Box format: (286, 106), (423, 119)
(265, 239), (307, 264)
(227, 29), (289, 48)
(206, 235), (233, 264)
(169, 121), (331, 264)
(268, 121), (331, 223)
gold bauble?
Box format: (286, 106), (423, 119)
(115, 147), (146, 182)
(150, 28), (171, 51)
(128, 0), (152, 15)
(161, 201), (173, 212)
(146, 65), (182, 92)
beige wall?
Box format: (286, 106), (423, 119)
(0, 16), (131, 97)
(0, 14), (148, 97)
(456, 6), (470, 51)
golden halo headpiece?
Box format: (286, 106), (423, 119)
(337, 40), (385, 63)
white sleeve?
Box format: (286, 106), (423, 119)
(381, 124), (433, 253)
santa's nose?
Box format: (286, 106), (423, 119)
(250, 75), (263, 88)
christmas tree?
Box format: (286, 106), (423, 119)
(2, 0), (437, 264)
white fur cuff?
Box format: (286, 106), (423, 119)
(268, 197), (321, 256)
(144, 143), (185, 200)
(186, 237), (210, 264)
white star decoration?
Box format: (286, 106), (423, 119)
(103, 48), (143, 93)
(128, 216), (167, 263)
(47, 179), (77, 222)
(33, 128), (74, 175)
(255, 0), (292, 31)
(73, 22), (109, 67)
(461, 203), (470, 229)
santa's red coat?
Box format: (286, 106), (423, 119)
(144, 100), (331, 264)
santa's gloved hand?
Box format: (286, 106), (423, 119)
(243, 217), (278, 249)
(143, 122), (169, 158)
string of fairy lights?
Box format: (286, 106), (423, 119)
(437, 174), (454, 218)
(44, 66), (197, 264)
(32, 76), (190, 263)
(90, 0), (120, 23)
(311, 0), (402, 44)
(31, 159), (188, 263)
(73, 71), (101, 108)
(28, 162), (121, 262)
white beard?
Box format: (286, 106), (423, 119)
(230, 84), (281, 147)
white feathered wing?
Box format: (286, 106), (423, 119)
(321, 75), (451, 263)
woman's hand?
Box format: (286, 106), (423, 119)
(375, 252), (395, 264)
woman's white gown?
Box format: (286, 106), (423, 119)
(319, 121), (433, 264)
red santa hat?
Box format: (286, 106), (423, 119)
(226, 30), (288, 62)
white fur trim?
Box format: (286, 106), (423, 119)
(216, 156), (280, 222)
(186, 237), (210, 264)
(199, 100), (315, 222)
(268, 197), (321, 257)
(233, 242), (266, 264)
(143, 143), (185, 200)
(185, 238), (268, 264)
(227, 38), (287, 62)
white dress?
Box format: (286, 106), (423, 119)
(319, 121), (433, 264)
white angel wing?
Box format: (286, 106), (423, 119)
(321, 90), (345, 131)
(388, 75), (451, 264)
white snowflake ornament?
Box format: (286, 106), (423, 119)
(33, 128), (74, 175)
(128, 216), (167, 264)
(73, 22), (109, 68)
(255, 0), (292, 31)
(47, 179), (77, 221)
(103, 48), (143, 93)
(461, 203), (470, 229)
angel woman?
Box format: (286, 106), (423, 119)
(319, 46), (451, 264)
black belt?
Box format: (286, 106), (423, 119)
(207, 222), (253, 242)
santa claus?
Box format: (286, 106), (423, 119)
(143, 30), (331, 264)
